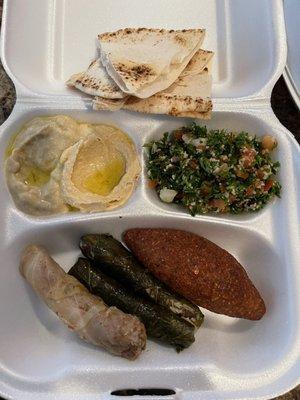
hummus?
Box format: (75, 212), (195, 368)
(5, 115), (140, 216)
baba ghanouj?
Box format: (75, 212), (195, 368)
(5, 115), (140, 216)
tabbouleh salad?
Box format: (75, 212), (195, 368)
(145, 123), (281, 215)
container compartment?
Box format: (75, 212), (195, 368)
(143, 110), (287, 222)
(0, 107), (291, 225)
(0, 107), (146, 220)
(0, 215), (297, 396)
(2, 0), (285, 99)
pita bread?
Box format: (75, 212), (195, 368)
(98, 28), (205, 98)
(93, 49), (213, 113)
(67, 59), (125, 99)
(122, 49), (213, 117)
(93, 96), (128, 111)
(92, 95), (211, 119)
(181, 49), (213, 76)
(172, 110), (212, 119)
(123, 75), (212, 116)
(93, 50), (213, 115)
(70, 49), (212, 104)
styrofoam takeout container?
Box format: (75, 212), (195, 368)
(283, 0), (300, 110)
(0, 0), (300, 399)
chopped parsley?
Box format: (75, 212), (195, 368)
(145, 123), (281, 216)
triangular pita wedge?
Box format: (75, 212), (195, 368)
(98, 28), (205, 98)
(71, 48), (212, 105)
(93, 49), (214, 107)
(93, 50), (213, 113)
(67, 59), (125, 99)
(92, 94), (212, 119)
(123, 72), (212, 116)
(181, 49), (213, 76)
(123, 49), (213, 116)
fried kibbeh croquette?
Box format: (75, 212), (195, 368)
(124, 229), (266, 320)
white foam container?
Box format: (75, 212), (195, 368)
(283, 0), (300, 110)
(1, 1), (300, 399)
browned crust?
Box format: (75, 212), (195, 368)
(124, 229), (266, 320)
(98, 27), (205, 42)
(98, 28), (206, 93)
(114, 62), (155, 83)
(124, 95), (212, 115)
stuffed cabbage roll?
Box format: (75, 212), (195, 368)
(20, 245), (146, 360)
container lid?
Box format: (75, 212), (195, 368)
(1, 0), (286, 100)
(283, 0), (300, 110)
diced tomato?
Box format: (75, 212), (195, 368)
(220, 185), (226, 193)
(209, 199), (226, 210)
(246, 186), (254, 196)
(243, 147), (256, 157)
(188, 159), (198, 170)
(148, 180), (158, 189)
(264, 179), (274, 192)
(257, 169), (265, 179)
(174, 130), (183, 140)
(236, 168), (249, 180)
(242, 148), (256, 168)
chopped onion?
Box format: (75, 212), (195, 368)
(192, 137), (207, 147)
(159, 187), (178, 203)
(182, 134), (192, 144)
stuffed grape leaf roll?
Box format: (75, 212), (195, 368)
(80, 234), (203, 328)
(69, 258), (195, 351)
